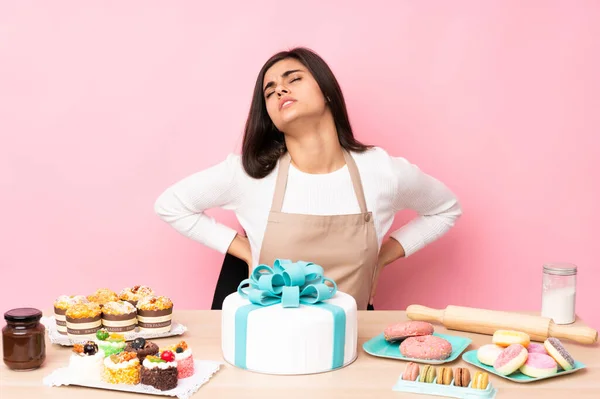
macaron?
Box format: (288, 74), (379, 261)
(519, 353), (558, 378)
(544, 338), (575, 371)
(494, 344), (528, 375)
(384, 320), (434, 342)
(477, 344), (504, 366)
(453, 367), (471, 387)
(402, 362), (420, 381)
(472, 371), (489, 390)
(436, 366), (453, 385)
(418, 365), (436, 383)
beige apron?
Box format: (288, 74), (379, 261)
(258, 150), (380, 310)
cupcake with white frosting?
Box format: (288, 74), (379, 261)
(67, 341), (104, 383)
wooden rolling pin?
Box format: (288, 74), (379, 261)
(406, 304), (598, 344)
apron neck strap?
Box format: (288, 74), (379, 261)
(270, 149), (368, 214)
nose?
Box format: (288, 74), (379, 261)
(275, 85), (289, 96)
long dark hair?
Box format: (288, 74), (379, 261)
(241, 47), (371, 178)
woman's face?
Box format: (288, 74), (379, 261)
(262, 58), (328, 132)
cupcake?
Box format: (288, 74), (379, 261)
(101, 301), (137, 332)
(119, 285), (154, 307)
(102, 351), (141, 385)
(54, 295), (89, 335)
(136, 296), (173, 333)
(141, 350), (178, 391)
(87, 288), (119, 307)
(125, 337), (159, 362)
(95, 329), (126, 356)
(66, 303), (102, 340)
(166, 341), (194, 379)
(67, 341), (104, 383)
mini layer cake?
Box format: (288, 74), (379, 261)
(54, 295), (89, 335)
(68, 341), (104, 383)
(66, 303), (102, 340)
(125, 337), (159, 362)
(87, 288), (119, 307)
(102, 301), (137, 332)
(141, 350), (178, 391)
(95, 329), (126, 356)
(102, 351), (141, 385)
(119, 285), (154, 307)
(166, 341), (194, 379)
(136, 296), (173, 333)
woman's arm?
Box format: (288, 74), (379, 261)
(154, 154), (250, 263)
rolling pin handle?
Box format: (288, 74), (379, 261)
(406, 305), (444, 324)
(548, 322), (598, 345)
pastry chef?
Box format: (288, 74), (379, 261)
(154, 47), (462, 311)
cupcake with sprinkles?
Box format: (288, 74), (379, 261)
(141, 350), (178, 391)
(101, 301), (137, 332)
(119, 285), (154, 307)
(65, 303), (102, 340)
(95, 329), (126, 356)
(102, 351), (141, 385)
(165, 341), (194, 378)
(136, 296), (173, 333)
(54, 295), (89, 335)
(87, 288), (119, 307)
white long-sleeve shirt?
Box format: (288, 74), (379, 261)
(154, 146), (462, 268)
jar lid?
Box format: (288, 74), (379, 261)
(543, 263), (577, 276)
(4, 308), (42, 323)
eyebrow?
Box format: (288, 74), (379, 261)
(263, 69), (304, 93)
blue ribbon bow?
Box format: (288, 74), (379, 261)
(236, 259), (337, 308)
(233, 259), (346, 371)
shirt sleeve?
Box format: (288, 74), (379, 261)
(388, 156), (463, 257)
(153, 153), (243, 254)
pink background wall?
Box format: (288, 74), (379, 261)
(1, 1), (599, 329)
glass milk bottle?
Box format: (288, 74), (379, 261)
(541, 263), (577, 324)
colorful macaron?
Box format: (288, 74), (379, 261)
(402, 362), (420, 381)
(472, 371), (489, 390)
(436, 366), (453, 385)
(418, 365), (436, 383)
(453, 367), (471, 387)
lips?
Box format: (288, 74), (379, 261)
(279, 96), (296, 110)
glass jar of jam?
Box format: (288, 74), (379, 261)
(2, 308), (46, 371)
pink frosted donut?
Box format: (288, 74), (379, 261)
(494, 344), (528, 375)
(384, 321), (434, 342)
(399, 335), (453, 360)
(527, 343), (548, 355)
(519, 353), (557, 378)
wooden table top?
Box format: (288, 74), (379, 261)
(1, 310), (599, 398)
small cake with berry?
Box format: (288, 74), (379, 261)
(141, 350), (178, 391)
(68, 341), (104, 383)
(167, 341), (194, 378)
(101, 301), (137, 332)
(95, 329), (126, 356)
(125, 337), (159, 362)
(65, 303), (102, 340)
(119, 285), (154, 307)
(54, 295), (89, 335)
(87, 288), (119, 307)
(136, 296), (173, 333)
(102, 351), (141, 385)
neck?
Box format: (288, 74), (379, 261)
(283, 113), (346, 174)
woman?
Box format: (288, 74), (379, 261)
(155, 47), (462, 311)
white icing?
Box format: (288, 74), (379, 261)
(142, 359), (178, 369)
(102, 301), (136, 315)
(68, 350), (105, 382)
(98, 340), (126, 348)
(221, 291), (358, 375)
(103, 357), (139, 369)
(174, 349), (192, 361)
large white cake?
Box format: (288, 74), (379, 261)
(221, 290), (358, 375)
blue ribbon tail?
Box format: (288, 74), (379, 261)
(314, 303), (346, 369)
